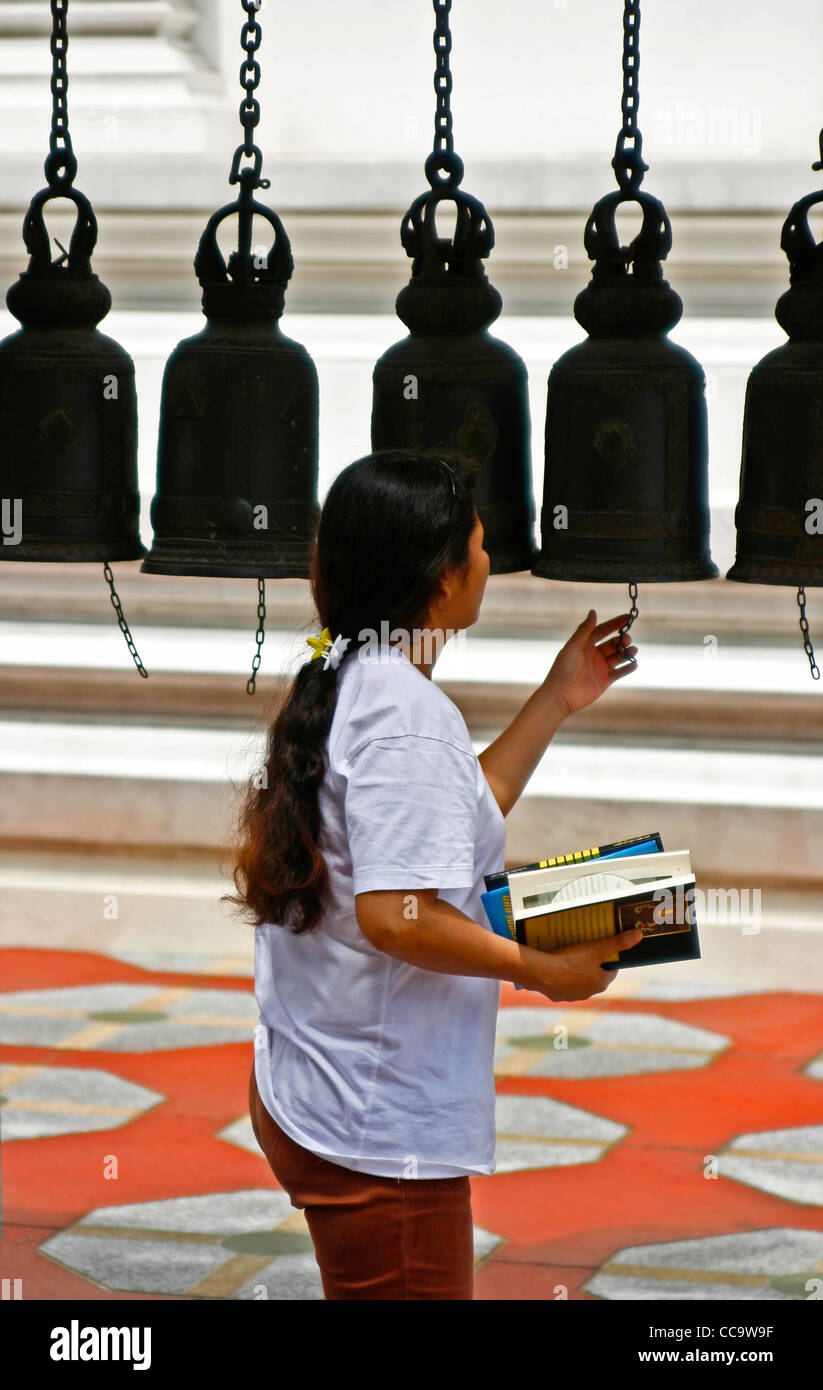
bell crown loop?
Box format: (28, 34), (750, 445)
(780, 190), (823, 283)
(21, 185), (97, 272)
(584, 189), (672, 281)
(574, 188), (681, 339)
(6, 186), (111, 328)
(194, 182), (294, 321)
(395, 187), (500, 333)
(773, 149), (823, 341)
(400, 184), (495, 279)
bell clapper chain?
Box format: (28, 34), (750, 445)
(102, 564), (148, 679)
(247, 578), (266, 696)
(797, 586), (820, 680)
(616, 580), (639, 657)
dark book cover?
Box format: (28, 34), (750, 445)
(513, 881), (701, 970)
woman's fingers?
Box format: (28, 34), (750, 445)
(583, 611), (640, 677)
(592, 613), (632, 643)
(607, 643), (638, 663)
(605, 638), (638, 680)
(572, 609), (599, 640)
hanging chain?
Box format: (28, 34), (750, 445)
(247, 579), (266, 695)
(238, 0), (263, 164)
(619, 0), (640, 144)
(433, 0), (454, 158)
(46, 0), (77, 190)
(612, 0), (648, 194)
(424, 0), (464, 190)
(797, 586), (820, 680)
(102, 564), (148, 679)
(616, 581), (639, 655)
(229, 0), (270, 190)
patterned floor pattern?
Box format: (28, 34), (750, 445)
(1, 947), (822, 1300)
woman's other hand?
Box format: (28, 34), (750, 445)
(516, 926), (645, 1001)
(545, 610), (638, 719)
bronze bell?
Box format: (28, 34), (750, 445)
(0, 187), (144, 562)
(141, 182), (319, 578)
(727, 183), (823, 585)
(533, 189), (718, 583)
(371, 151), (536, 574)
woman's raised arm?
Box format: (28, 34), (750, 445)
(478, 610), (638, 816)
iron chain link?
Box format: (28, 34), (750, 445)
(230, 0), (269, 189)
(620, 0), (640, 141)
(612, 0), (648, 193)
(239, 0), (263, 156)
(797, 586), (820, 680)
(616, 580), (639, 657)
(433, 0), (454, 158)
(247, 578), (267, 695)
(103, 564), (148, 679)
(47, 0), (77, 189)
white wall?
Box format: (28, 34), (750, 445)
(231, 0), (821, 172)
(3, 0), (822, 207)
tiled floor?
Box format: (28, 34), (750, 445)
(1, 946), (822, 1300)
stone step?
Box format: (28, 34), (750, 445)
(0, 845), (247, 966)
(2, 622), (823, 741)
(0, 714), (821, 885)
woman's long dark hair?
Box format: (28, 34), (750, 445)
(223, 448), (478, 934)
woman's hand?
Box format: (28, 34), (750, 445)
(545, 609), (638, 719)
(515, 926), (645, 1001)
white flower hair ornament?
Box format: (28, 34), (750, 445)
(306, 627), (350, 671)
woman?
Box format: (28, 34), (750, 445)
(227, 448), (642, 1301)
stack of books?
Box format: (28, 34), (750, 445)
(481, 833), (700, 990)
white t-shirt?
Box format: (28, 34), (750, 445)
(253, 641), (507, 1179)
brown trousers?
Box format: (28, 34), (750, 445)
(248, 1062), (475, 1299)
